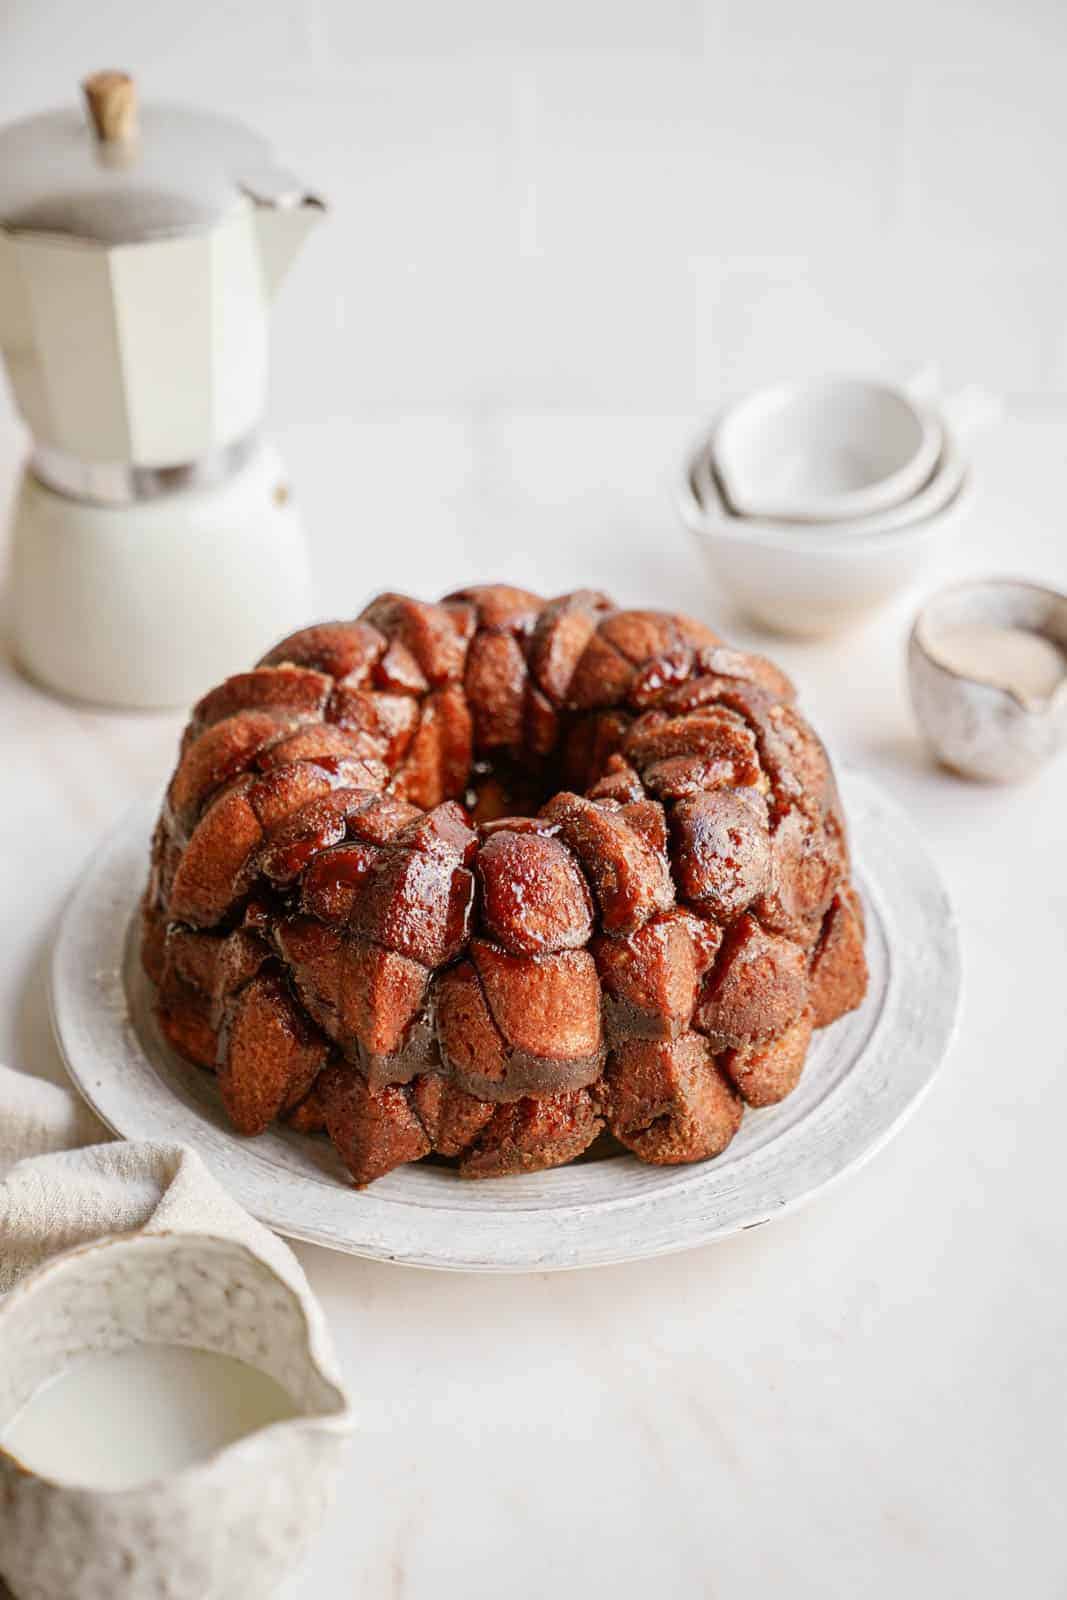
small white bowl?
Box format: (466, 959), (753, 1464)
(678, 440), (973, 637)
(712, 377), (941, 524)
(694, 425), (966, 543)
(908, 578), (1067, 781)
(0, 1231), (353, 1600)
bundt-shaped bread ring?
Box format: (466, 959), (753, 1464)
(143, 586), (868, 1185)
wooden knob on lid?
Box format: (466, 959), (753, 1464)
(82, 70), (137, 142)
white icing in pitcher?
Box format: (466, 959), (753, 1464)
(931, 621), (1065, 703)
(2, 1344), (299, 1490)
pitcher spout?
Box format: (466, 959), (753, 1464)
(241, 167), (326, 298)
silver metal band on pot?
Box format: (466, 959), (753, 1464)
(29, 433), (260, 506)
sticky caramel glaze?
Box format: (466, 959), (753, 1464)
(144, 586), (868, 1186)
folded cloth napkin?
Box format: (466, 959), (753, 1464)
(0, 1063), (307, 1297)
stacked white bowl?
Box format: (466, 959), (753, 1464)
(678, 375), (996, 636)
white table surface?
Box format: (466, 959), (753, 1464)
(1, 411), (1065, 1599)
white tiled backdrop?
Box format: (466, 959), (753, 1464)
(5, 0), (1067, 406)
(2, 0), (1065, 604)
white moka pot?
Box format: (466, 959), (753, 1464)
(0, 72), (323, 707)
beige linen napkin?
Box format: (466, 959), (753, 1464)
(0, 1063), (307, 1296)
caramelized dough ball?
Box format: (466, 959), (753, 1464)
(392, 685), (473, 809)
(723, 1006), (814, 1106)
(586, 755), (646, 804)
(592, 908), (720, 1042)
(756, 804), (843, 946)
(436, 954), (602, 1101)
(326, 686), (422, 766)
(375, 636), (429, 695)
(300, 841), (381, 924)
(273, 917), (344, 1042)
(284, 1078), (328, 1134)
(527, 589), (613, 705)
(210, 924), (272, 1029)
(411, 1073), (496, 1156)
(167, 780), (262, 927)
(258, 789), (380, 886)
(470, 939), (604, 1071)
(260, 620), (386, 684)
(319, 1066), (431, 1187)
(337, 939), (431, 1079)
(568, 629), (639, 709)
(392, 800), (478, 863)
(810, 885), (868, 1027)
(697, 646), (796, 703)
(464, 630), (528, 751)
(350, 847), (474, 968)
(626, 706), (762, 792)
(600, 610), (690, 664)
(168, 712), (291, 834)
(161, 925), (223, 996)
(668, 789), (772, 922)
(444, 583), (543, 632)
(435, 959), (509, 1093)
(360, 594), (469, 685)
(257, 723), (378, 771)
(157, 973), (217, 1070)
(541, 791), (673, 934)
(459, 1088), (603, 1178)
(191, 666), (331, 733)
(605, 1034), (742, 1165)
(476, 829), (594, 955)
(694, 914), (809, 1049)
(347, 793), (423, 844)
(218, 972), (328, 1136)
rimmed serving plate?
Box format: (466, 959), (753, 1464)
(50, 775), (960, 1272)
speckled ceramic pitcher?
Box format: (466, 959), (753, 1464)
(0, 1231), (353, 1600)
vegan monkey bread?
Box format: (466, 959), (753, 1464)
(142, 586), (868, 1186)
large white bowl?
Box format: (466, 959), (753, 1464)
(678, 441), (973, 637)
(712, 377), (941, 524)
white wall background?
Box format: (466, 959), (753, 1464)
(2, 0), (1065, 606)
(4, 0), (1066, 416)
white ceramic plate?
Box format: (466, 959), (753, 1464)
(50, 776), (960, 1273)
